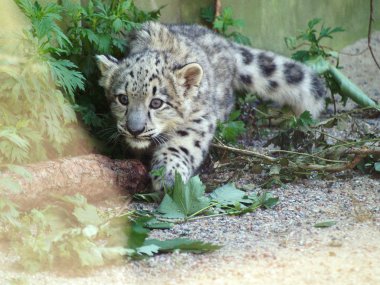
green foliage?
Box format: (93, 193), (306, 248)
(356, 154), (380, 175)
(283, 111), (316, 130)
(284, 18), (344, 63)
(15, 0), (162, 157)
(284, 18), (345, 106)
(0, 34), (78, 164)
(15, 0), (84, 101)
(156, 173), (279, 220)
(143, 238), (221, 254)
(0, 192), (221, 272)
(285, 18), (378, 110)
(209, 184), (247, 205)
(60, 0), (162, 138)
(201, 6), (251, 45)
(216, 110), (246, 144)
(157, 173), (210, 219)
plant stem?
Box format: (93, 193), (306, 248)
(328, 65), (379, 109)
(187, 202), (219, 219)
(211, 143), (278, 162)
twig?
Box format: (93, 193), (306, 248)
(214, 0), (222, 18)
(368, 0), (380, 69)
(347, 147), (380, 155)
(314, 138), (380, 155)
(301, 154), (364, 172)
(313, 129), (347, 144)
(211, 143), (277, 162)
(267, 149), (348, 163)
(211, 142), (380, 173)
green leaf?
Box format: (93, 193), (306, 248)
(269, 165), (281, 176)
(305, 56), (330, 74)
(136, 244), (160, 256)
(200, 5), (214, 23)
(213, 19), (224, 31)
(308, 18), (322, 29)
(298, 111), (315, 127)
(217, 112), (246, 144)
(261, 192), (280, 209)
(210, 184), (246, 205)
(73, 204), (102, 226)
(314, 220), (337, 228)
(6, 165), (32, 179)
(126, 218), (150, 249)
(157, 194), (186, 219)
(112, 18), (123, 32)
(229, 110), (241, 121)
(157, 174), (210, 219)
(144, 218), (173, 229)
(49, 59), (85, 101)
(374, 162), (380, 172)
(143, 238), (221, 253)
(100, 246), (134, 260)
(284, 36), (297, 50)
(133, 192), (161, 203)
(229, 32), (251, 46)
(55, 194), (102, 226)
(0, 196), (20, 226)
(71, 239), (104, 267)
(0, 177), (23, 194)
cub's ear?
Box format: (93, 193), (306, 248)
(95, 55), (119, 75)
(175, 63), (203, 92)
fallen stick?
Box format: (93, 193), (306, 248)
(1, 154), (149, 207)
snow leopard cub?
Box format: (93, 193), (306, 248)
(96, 21), (326, 192)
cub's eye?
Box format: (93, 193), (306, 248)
(150, 98), (163, 109)
(117, 94), (128, 105)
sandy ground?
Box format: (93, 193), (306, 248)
(1, 33), (380, 285)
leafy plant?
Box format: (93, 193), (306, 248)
(285, 18), (379, 110)
(157, 173), (210, 219)
(15, 0), (163, 157)
(155, 173), (279, 221)
(216, 110), (246, 144)
(0, 192), (221, 272)
(284, 111), (315, 130)
(201, 6), (251, 45)
(0, 171), (280, 272)
(0, 33), (79, 164)
(284, 18), (344, 63)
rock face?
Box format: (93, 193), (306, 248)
(1, 154), (150, 208)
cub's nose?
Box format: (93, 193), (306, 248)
(126, 125), (145, 136)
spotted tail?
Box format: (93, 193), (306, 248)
(232, 44), (326, 118)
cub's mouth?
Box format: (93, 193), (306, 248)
(125, 136), (152, 149)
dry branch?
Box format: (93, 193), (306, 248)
(368, 0), (380, 70)
(211, 143), (380, 172)
(1, 154), (149, 207)
(214, 0), (222, 18)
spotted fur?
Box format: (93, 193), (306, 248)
(96, 22), (326, 191)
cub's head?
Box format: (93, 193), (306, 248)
(96, 51), (203, 149)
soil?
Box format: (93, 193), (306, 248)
(1, 33), (380, 285)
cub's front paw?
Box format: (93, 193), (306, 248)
(150, 169), (177, 192)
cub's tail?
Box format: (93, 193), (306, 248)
(232, 44), (326, 118)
